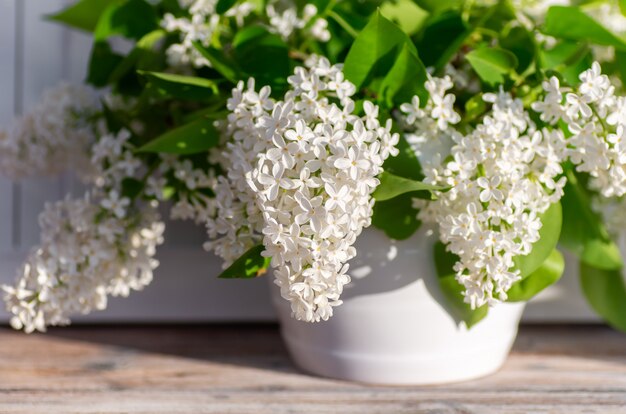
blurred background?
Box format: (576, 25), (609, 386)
(0, 0), (601, 324)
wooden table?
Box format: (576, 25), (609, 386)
(0, 324), (624, 413)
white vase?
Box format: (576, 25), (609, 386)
(270, 227), (526, 385)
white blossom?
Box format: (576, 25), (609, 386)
(533, 62), (626, 198)
(2, 128), (165, 332)
(162, 0), (331, 69)
(2, 196), (164, 333)
(402, 78), (566, 309)
(266, 3), (330, 42)
(161, 7), (219, 68)
(206, 56), (398, 322)
(0, 83), (98, 179)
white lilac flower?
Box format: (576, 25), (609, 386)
(533, 62), (626, 198)
(225, 2), (255, 27)
(2, 128), (166, 332)
(161, 8), (219, 68)
(205, 56), (398, 322)
(162, 0), (330, 69)
(2, 196), (164, 333)
(161, 157), (217, 223)
(0, 82), (98, 179)
(402, 78), (567, 308)
(584, 1), (626, 35)
(266, 3), (331, 43)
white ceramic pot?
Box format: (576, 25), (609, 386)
(270, 227), (526, 385)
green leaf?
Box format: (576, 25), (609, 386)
(108, 30), (167, 84)
(581, 239), (623, 271)
(580, 262), (626, 332)
(513, 202), (562, 278)
(233, 26), (290, 89)
(47, 0), (120, 32)
(193, 42), (240, 83)
(434, 242), (488, 328)
(372, 194), (421, 240)
(499, 25), (535, 73)
(216, 0), (237, 14)
(372, 171), (445, 202)
(560, 168), (623, 270)
(507, 249), (564, 302)
(381, 134), (423, 180)
(380, 0), (429, 35)
(343, 10), (412, 89)
(378, 41), (429, 108)
(218, 245), (271, 279)
(464, 93), (486, 121)
(543, 6), (626, 51)
(139, 71), (218, 100)
(415, 10), (470, 70)
(137, 118), (219, 154)
(540, 40), (593, 85)
(120, 177), (144, 199)
(371, 134), (425, 240)
(87, 42), (124, 87)
(620, 0), (626, 16)
(94, 0), (158, 41)
(480, 0), (516, 32)
(414, 0), (462, 13)
(465, 46), (518, 86)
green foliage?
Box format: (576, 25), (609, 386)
(233, 26), (291, 90)
(372, 171), (445, 202)
(513, 202), (562, 278)
(543, 6), (626, 51)
(378, 42), (429, 108)
(139, 71), (218, 100)
(218, 245), (271, 279)
(343, 10), (414, 89)
(379, 0), (429, 35)
(540, 40), (593, 85)
(94, 0), (159, 41)
(414, 0), (462, 13)
(560, 168), (623, 271)
(434, 242), (488, 328)
(372, 194), (421, 240)
(216, 0), (237, 14)
(87, 42), (124, 87)
(193, 43), (241, 83)
(48, 0), (120, 32)
(343, 10), (429, 110)
(414, 10), (469, 70)
(464, 93), (487, 121)
(580, 262), (626, 332)
(499, 25), (535, 73)
(507, 249), (564, 302)
(371, 134), (425, 240)
(120, 177), (145, 199)
(109, 30), (167, 85)
(86, 1), (162, 90)
(465, 47), (518, 86)
(137, 118), (220, 154)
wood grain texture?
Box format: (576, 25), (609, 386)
(0, 324), (624, 414)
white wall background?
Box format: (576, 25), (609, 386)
(0, 0), (599, 323)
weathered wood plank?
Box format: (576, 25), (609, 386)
(0, 325), (623, 413)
